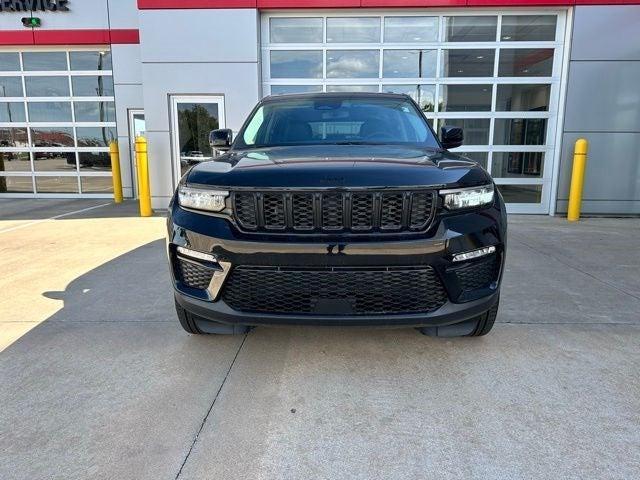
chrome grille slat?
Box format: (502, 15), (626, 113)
(232, 190), (436, 234)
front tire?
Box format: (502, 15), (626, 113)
(418, 297), (499, 337)
(174, 299), (250, 335)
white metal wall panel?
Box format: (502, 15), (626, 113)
(139, 9), (259, 63)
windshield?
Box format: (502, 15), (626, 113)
(235, 96), (440, 149)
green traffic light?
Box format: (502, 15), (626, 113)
(21, 17), (41, 28)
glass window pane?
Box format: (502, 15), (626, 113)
(0, 77), (23, 97)
(0, 53), (20, 72)
(441, 49), (494, 77)
(0, 176), (33, 193)
(327, 50), (379, 78)
(0, 127), (29, 147)
(384, 17), (438, 43)
(76, 127), (117, 147)
(493, 118), (547, 145)
(270, 51), (322, 79)
(496, 84), (550, 111)
(326, 85), (379, 93)
(492, 152), (544, 178)
(176, 102), (220, 176)
(501, 15), (557, 42)
(30, 127), (75, 147)
(460, 152), (488, 169)
(78, 152), (111, 172)
(23, 52), (67, 71)
(445, 16), (497, 42)
(440, 84), (492, 112)
(327, 17), (380, 43)
(271, 85), (322, 95)
(499, 49), (554, 77)
(69, 51), (112, 71)
(0, 152), (31, 171)
(33, 152), (77, 172)
(438, 119), (490, 144)
(383, 50), (437, 78)
(25, 76), (70, 97)
(28, 102), (72, 122)
(383, 84), (436, 112)
(81, 176), (113, 194)
(35, 175), (79, 193)
(0, 102), (26, 122)
(497, 184), (542, 203)
(73, 101), (116, 122)
(270, 18), (323, 43)
(71, 76), (114, 96)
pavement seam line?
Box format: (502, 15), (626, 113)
(174, 332), (249, 480)
(0, 202), (112, 234)
(510, 233), (640, 303)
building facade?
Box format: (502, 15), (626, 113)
(0, 0), (638, 215)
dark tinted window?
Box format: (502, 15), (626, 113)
(73, 102), (116, 122)
(237, 96), (438, 148)
(76, 127), (117, 147)
(72, 76), (114, 96)
(25, 76), (70, 96)
(0, 102), (26, 122)
(496, 84), (550, 111)
(23, 52), (67, 71)
(0, 128), (29, 148)
(30, 127), (74, 147)
(445, 16), (497, 42)
(501, 16), (557, 41)
(0, 53), (20, 71)
(69, 51), (112, 71)
(0, 77), (23, 97)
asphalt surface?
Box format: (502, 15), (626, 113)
(0, 199), (638, 480)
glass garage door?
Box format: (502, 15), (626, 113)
(0, 48), (116, 197)
(261, 11), (567, 213)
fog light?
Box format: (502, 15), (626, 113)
(452, 246), (496, 262)
(176, 246), (217, 263)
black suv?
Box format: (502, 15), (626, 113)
(167, 93), (506, 337)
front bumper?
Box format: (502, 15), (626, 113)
(167, 199), (507, 328)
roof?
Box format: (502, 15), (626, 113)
(261, 92), (412, 103)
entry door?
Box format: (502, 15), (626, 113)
(170, 95), (226, 187)
(128, 109), (145, 197)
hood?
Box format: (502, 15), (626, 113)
(185, 145), (491, 189)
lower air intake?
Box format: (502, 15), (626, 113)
(222, 266), (447, 315)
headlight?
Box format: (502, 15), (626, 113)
(441, 184), (494, 210)
(178, 186), (228, 212)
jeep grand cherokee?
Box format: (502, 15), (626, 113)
(167, 93), (507, 337)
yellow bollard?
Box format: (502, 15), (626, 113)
(567, 138), (588, 222)
(135, 136), (153, 217)
(109, 141), (123, 203)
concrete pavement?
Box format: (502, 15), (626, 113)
(0, 200), (638, 480)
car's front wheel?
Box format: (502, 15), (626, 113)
(418, 298), (499, 337)
(174, 299), (250, 335)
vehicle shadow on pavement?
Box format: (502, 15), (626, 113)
(0, 239), (244, 480)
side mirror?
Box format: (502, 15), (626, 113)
(440, 126), (463, 150)
(209, 129), (233, 152)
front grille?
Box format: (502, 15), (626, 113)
(221, 266), (447, 315)
(449, 254), (500, 292)
(232, 190), (436, 234)
(174, 258), (214, 290)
